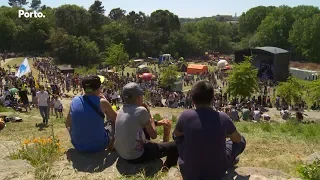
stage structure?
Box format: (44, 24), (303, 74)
(235, 46), (289, 81)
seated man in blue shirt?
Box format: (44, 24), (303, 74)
(173, 81), (246, 180)
(65, 75), (117, 153)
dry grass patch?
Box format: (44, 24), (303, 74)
(236, 121), (320, 176)
(290, 61), (320, 71)
(1, 106), (320, 179)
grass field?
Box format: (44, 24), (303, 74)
(1, 58), (319, 179)
(2, 58), (39, 78)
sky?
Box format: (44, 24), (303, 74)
(1, 0), (320, 18)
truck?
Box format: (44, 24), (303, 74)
(289, 68), (319, 80)
(159, 54), (174, 64)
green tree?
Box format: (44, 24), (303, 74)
(105, 43), (129, 68)
(102, 22), (129, 45)
(289, 14), (320, 62)
(55, 5), (91, 37)
(159, 65), (179, 87)
(88, 0), (106, 29)
(149, 10), (180, 54)
(108, 8), (126, 21)
(8, 0), (28, 7)
(197, 18), (220, 51)
(47, 28), (100, 66)
(238, 6), (275, 36)
(29, 0), (41, 10)
(305, 80), (320, 107)
(255, 6), (294, 48)
(291, 5), (320, 21)
(0, 16), (17, 52)
(275, 76), (304, 105)
(226, 56), (259, 99)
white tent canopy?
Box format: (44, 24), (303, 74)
(138, 64), (148, 69)
(134, 59), (144, 62)
(217, 59), (228, 68)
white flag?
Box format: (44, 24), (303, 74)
(15, 58), (31, 78)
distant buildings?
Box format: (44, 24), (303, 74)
(215, 15), (239, 24)
(179, 14), (239, 24)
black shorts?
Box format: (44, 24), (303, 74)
(105, 121), (114, 139)
(55, 108), (63, 113)
(22, 99), (29, 105)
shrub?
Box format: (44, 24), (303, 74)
(297, 159), (320, 180)
(171, 115), (178, 122)
(11, 136), (63, 166)
(153, 113), (163, 121)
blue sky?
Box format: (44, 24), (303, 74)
(1, 0), (319, 18)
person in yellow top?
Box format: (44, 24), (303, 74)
(21, 83), (27, 91)
(111, 105), (118, 111)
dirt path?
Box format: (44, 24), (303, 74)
(0, 58), (17, 67)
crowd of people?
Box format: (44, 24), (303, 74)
(0, 57), (309, 123)
(0, 57), (316, 179)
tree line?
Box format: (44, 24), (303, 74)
(1, 0), (320, 67)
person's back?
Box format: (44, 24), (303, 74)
(114, 104), (148, 160)
(176, 109), (232, 179)
(70, 95), (108, 153)
(253, 110), (261, 121)
(281, 109), (290, 120)
(174, 81), (246, 180)
(230, 108), (239, 121)
(241, 108), (250, 121)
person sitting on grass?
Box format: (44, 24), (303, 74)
(173, 81), (246, 180)
(114, 82), (178, 170)
(65, 75), (117, 153)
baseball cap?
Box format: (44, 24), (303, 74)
(122, 82), (144, 100)
(82, 75), (105, 93)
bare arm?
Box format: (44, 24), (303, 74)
(144, 119), (157, 139)
(228, 130), (242, 143)
(140, 104), (157, 139)
(65, 107), (71, 132)
(173, 112), (185, 137)
(100, 98), (117, 123)
(173, 129), (184, 137)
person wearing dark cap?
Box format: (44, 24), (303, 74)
(65, 75), (117, 153)
(173, 81), (246, 180)
(114, 82), (178, 170)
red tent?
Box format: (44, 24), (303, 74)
(140, 73), (153, 81)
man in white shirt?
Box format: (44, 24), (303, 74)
(253, 108), (261, 122)
(111, 91), (118, 105)
(36, 85), (50, 124)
